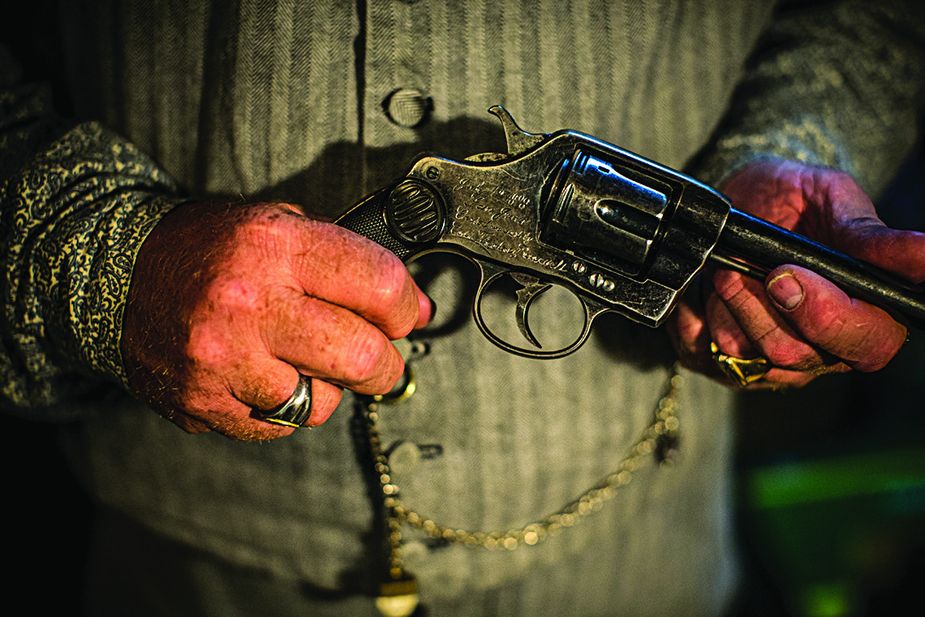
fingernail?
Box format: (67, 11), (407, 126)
(767, 272), (804, 310)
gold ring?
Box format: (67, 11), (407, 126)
(710, 341), (771, 387)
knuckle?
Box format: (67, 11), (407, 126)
(372, 252), (411, 308)
(378, 360), (405, 392)
(370, 255), (417, 336)
(203, 276), (260, 312)
(244, 373), (294, 411)
(749, 320), (783, 347)
(712, 271), (747, 303)
(388, 310), (419, 340)
(710, 323), (749, 357)
(227, 204), (296, 257)
(184, 323), (228, 369)
(346, 332), (393, 384)
(185, 278), (260, 367)
(235, 202), (292, 230)
(307, 387), (344, 427)
(750, 322), (818, 369)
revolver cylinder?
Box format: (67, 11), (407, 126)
(544, 151), (668, 273)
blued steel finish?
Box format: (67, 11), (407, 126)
(336, 106), (925, 358)
(713, 210), (925, 323)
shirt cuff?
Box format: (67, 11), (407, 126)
(2, 121), (187, 405)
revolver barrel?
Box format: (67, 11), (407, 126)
(712, 209), (925, 329)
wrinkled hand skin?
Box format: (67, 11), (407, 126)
(669, 159), (925, 389)
(121, 202), (432, 440)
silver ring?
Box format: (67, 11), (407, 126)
(257, 374), (313, 428)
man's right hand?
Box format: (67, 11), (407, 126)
(121, 201), (432, 440)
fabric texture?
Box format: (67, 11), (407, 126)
(0, 46), (184, 410)
(1, 0), (923, 615)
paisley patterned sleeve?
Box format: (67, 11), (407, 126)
(690, 0), (925, 196)
(0, 46), (185, 411)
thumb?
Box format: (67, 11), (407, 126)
(830, 217), (925, 284)
(765, 265), (908, 371)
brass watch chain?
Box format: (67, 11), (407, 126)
(365, 356), (683, 617)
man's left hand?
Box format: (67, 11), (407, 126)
(669, 158), (925, 388)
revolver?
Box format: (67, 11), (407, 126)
(337, 106), (925, 358)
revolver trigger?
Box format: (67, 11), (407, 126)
(471, 262), (590, 359)
(488, 105), (547, 156)
(511, 273), (552, 349)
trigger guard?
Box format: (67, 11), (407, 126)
(471, 267), (605, 359)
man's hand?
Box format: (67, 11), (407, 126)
(670, 159), (925, 388)
(121, 201), (432, 440)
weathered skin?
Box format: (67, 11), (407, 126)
(121, 201), (432, 440)
(670, 159), (925, 388)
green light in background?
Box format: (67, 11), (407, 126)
(802, 582), (853, 617)
(748, 449), (925, 510)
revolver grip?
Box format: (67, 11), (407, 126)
(336, 179), (448, 262)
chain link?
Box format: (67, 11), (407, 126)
(362, 363), (683, 578)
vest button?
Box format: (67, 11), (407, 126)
(383, 88), (433, 128)
(387, 441), (423, 474)
(386, 441), (443, 475)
